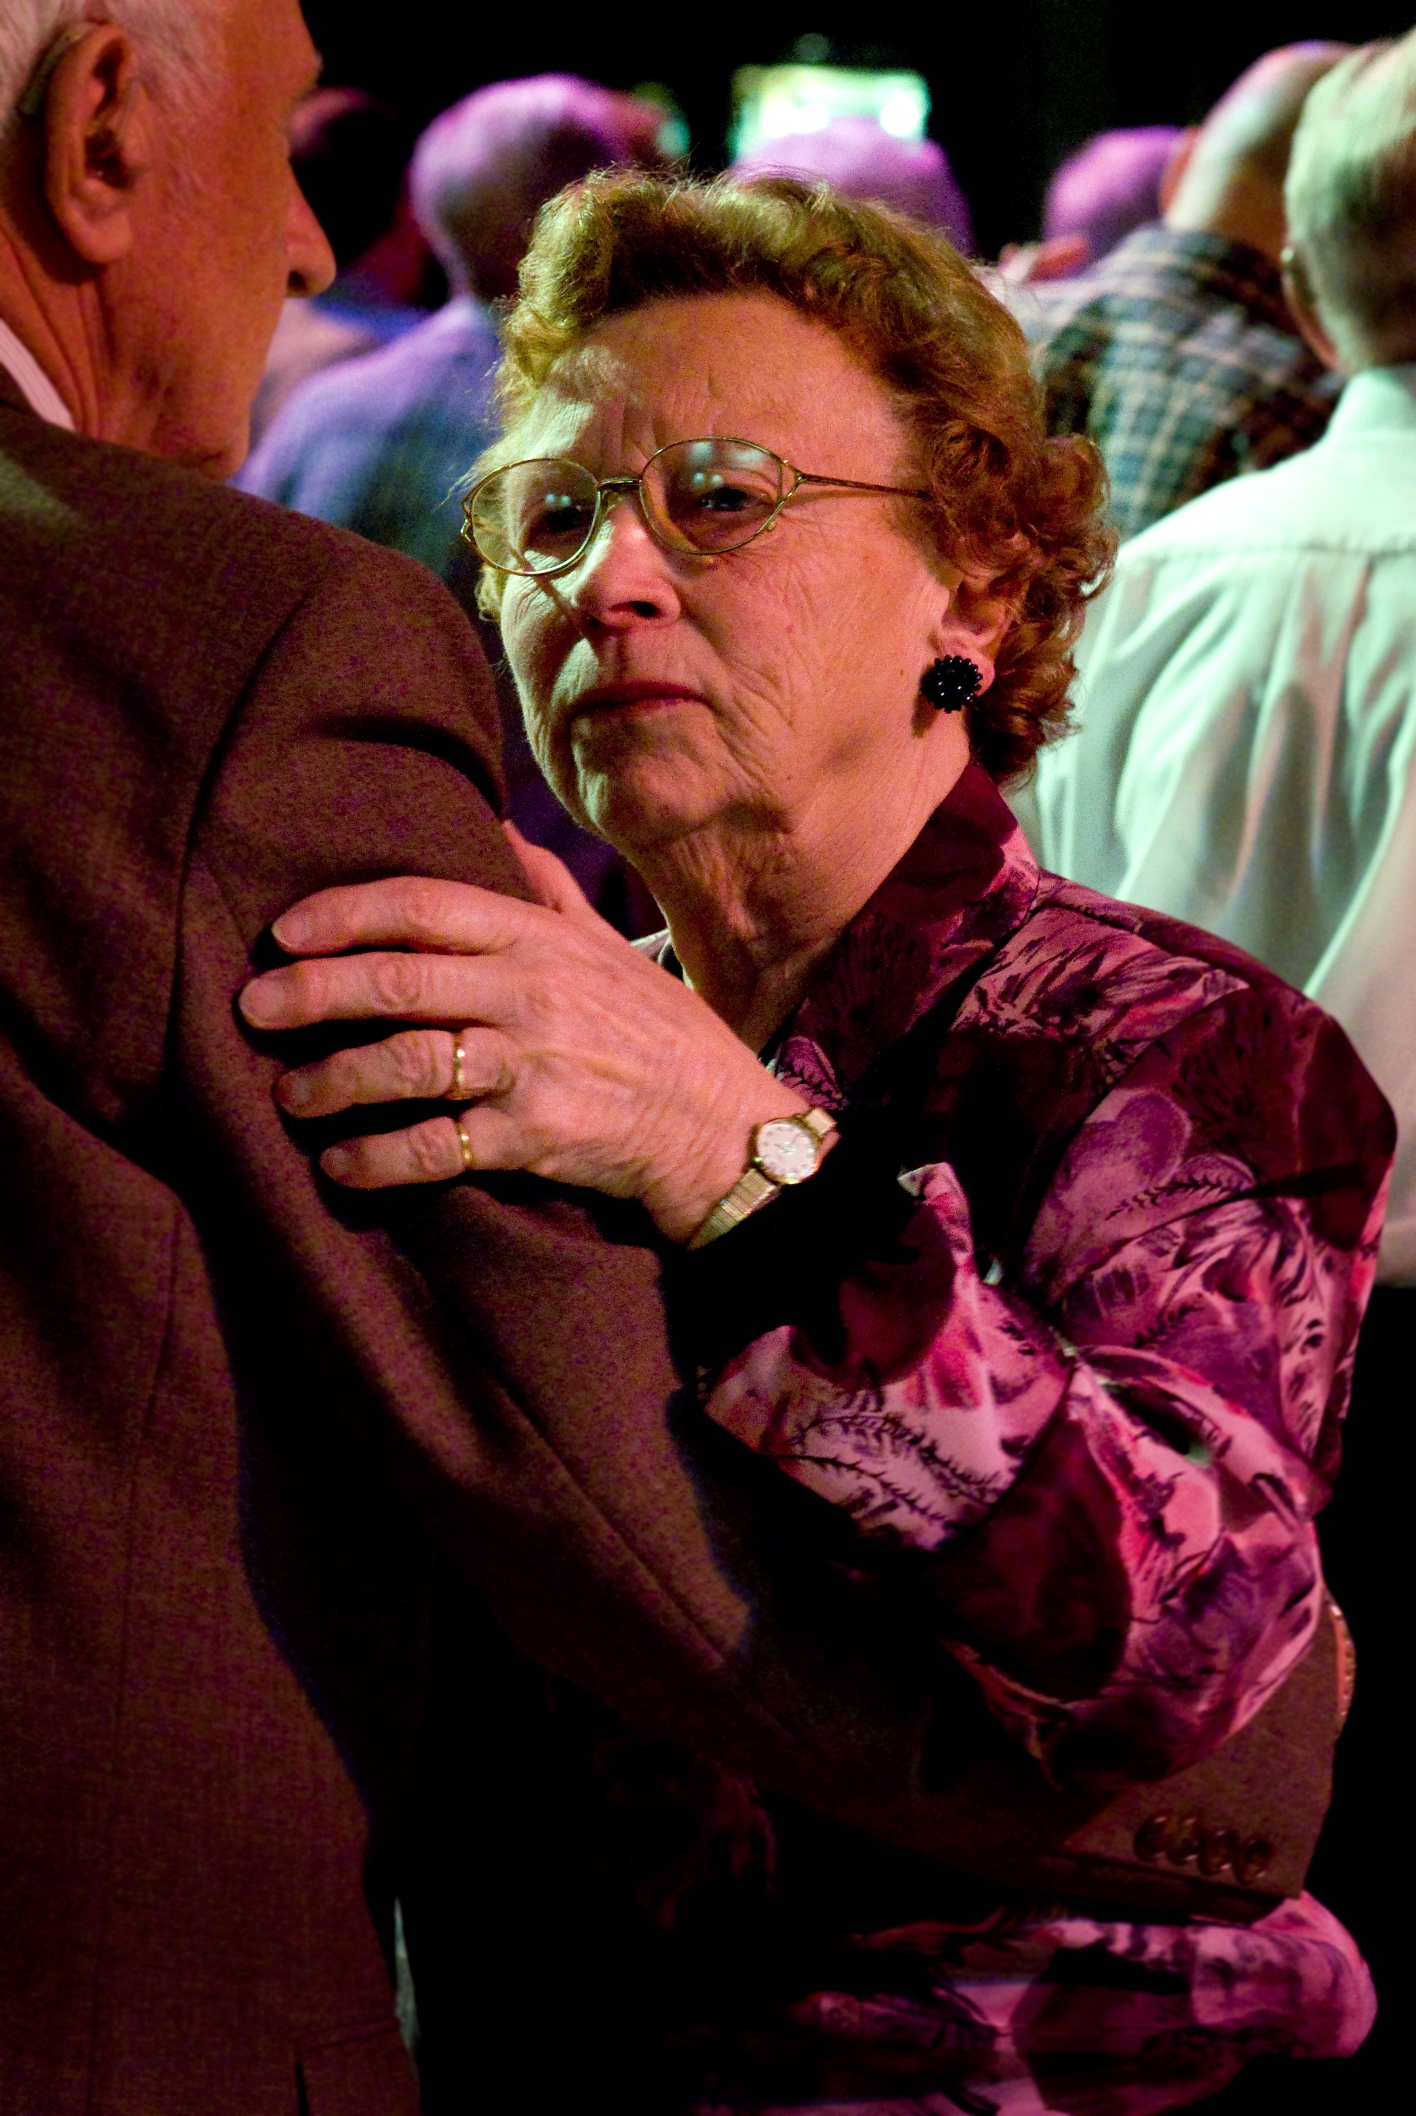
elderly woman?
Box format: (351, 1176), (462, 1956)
(242, 175), (1389, 2112)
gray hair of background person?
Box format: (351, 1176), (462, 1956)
(409, 73), (664, 302)
(731, 119), (973, 253)
(1043, 127), (1184, 264)
(0, 0), (215, 126)
(1285, 29), (1416, 371)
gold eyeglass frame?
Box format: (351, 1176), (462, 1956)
(461, 436), (932, 578)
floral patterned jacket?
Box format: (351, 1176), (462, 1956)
(620, 761), (1391, 2112)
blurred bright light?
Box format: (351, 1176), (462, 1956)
(880, 91), (925, 138)
(731, 64), (931, 158)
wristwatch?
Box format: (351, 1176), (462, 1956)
(687, 1107), (837, 1250)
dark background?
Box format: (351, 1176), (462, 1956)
(300, 2), (1413, 256)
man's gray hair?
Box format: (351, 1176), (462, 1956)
(1286, 29), (1416, 368)
(0, 1), (218, 134)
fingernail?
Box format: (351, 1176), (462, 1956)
(271, 911), (309, 950)
(322, 1144), (354, 1182)
(240, 981), (278, 1026)
(278, 1073), (311, 1111)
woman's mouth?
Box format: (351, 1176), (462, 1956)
(569, 681), (704, 721)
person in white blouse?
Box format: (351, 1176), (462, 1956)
(1034, 30), (1416, 1294)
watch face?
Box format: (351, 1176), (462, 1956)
(754, 1116), (821, 1186)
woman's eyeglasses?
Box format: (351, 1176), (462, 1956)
(462, 436), (931, 578)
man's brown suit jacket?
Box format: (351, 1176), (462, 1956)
(1, 378), (945, 2115)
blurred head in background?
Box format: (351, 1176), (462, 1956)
(410, 74), (666, 302)
(1044, 127), (1185, 266)
(1163, 40), (1351, 265)
(730, 119), (973, 253)
(1284, 29), (1416, 374)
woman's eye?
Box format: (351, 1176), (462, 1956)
(698, 482), (756, 513)
(525, 498), (594, 546)
(680, 479), (775, 522)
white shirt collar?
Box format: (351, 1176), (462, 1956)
(0, 316), (75, 430)
(1327, 361), (1416, 442)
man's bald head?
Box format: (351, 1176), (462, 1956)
(1165, 41), (1352, 262)
(410, 75), (664, 301)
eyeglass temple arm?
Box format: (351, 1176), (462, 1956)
(793, 470), (932, 500)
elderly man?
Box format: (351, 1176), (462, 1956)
(1018, 43), (1348, 537)
(0, 9), (957, 2111)
(1035, 38), (1416, 2080)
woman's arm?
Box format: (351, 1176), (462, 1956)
(684, 992), (1389, 1789)
(243, 872), (1390, 1793)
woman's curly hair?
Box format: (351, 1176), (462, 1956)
(476, 171), (1114, 780)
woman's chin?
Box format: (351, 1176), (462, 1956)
(573, 758), (722, 856)
(568, 724), (727, 853)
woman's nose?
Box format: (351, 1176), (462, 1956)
(564, 491), (683, 629)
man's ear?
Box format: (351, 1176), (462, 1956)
(42, 27), (154, 268)
(1281, 246), (1345, 373)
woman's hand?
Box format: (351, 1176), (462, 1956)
(238, 833), (806, 1244)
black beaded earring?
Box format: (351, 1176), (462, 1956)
(920, 656), (982, 713)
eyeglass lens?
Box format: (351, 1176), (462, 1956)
(468, 440), (790, 574)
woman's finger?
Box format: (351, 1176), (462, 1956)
(242, 947), (514, 1032)
(321, 1115), (467, 1188)
(276, 1026), (514, 1118)
(319, 1105), (520, 1189)
(270, 876), (543, 959)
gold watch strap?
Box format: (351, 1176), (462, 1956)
(687, 1107), (836, 1251)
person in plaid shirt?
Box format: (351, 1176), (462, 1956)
(1017, 44), (1346, 539)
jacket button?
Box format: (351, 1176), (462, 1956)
(1135, 1814), (1170, 1860)
(1199, 1826), (1237, 1876)
(1235, 1835), (1276, 1885)
(1166, 1811), (1203, 1864)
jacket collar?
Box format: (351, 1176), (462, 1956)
(776, 761), (1039, 1109)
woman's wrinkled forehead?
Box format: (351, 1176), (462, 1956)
(510, 292), (911, 478)
(513, 340), (637, 461)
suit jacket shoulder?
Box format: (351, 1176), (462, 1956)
(0, 404), (502, 1132)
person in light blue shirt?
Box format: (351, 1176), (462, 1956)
(240, 76), (661, 589)
(238, 288), (501, 589)
(239, 75), (665, 901)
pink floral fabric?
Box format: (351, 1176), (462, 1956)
(682, 1893), (1373, 2114)
(648, 762), (1390, 2109)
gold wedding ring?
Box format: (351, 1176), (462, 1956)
(447, 1033), (469, 1102)
(455, 1115), (475, 1173)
